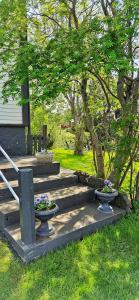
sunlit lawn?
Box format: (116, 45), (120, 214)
(54, 148), (95, 174)
(0, 148), (139, 300)
(54, 148), (139, 193)
(1, 210), (139, 300)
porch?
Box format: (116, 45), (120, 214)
(0, 154), (126, 263)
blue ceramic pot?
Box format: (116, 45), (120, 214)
(95, 188), (118, 213)
(35, 204), (59, 237)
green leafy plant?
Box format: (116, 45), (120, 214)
(34, 195), (56, 211)
(102, 180), (116, 193)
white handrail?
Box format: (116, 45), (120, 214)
(0, 171), (19, 203)
(0, 145), (19, 172)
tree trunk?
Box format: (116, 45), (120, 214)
(66, 83), (85, 156)
(109, 72), (139, 187)
(109, 141), (129, 187)
(81, 78), (105, 178)
(135, 172), (139, 201)
(90, 132), (105, 178)
(92, 144), (97, 174)
(74, 123), (84, 155)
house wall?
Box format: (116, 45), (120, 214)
(0, 87), (27, 156)
(0, 126), (26, 156)
(0, 98), (23, 125)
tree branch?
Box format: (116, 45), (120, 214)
(101, 0), (109, 16)
(89, 70), (119, 100)
(30, 12), (62, 28)
(71, 0), (78, 29)
(119, 142), (138, 187)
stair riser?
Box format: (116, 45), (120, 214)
(0, 211), (20, 230)
(0, 191), (94, 228)
(0, 163), (60, 182)
(56, 190), (94, 211)
(3, 211), (125, 263)
(0, 188), (19, 202)
(0, 176), (78, 201)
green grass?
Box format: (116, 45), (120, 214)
(54, 148), (95, 174)
(53, 148), (139, 193)
(0, 148), (139, 300)
(1, 210), (139, 300)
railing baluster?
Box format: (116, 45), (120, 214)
(0, 146), (19, 172)
(0, 145), (36, 244)
(0, 171), (19, 203)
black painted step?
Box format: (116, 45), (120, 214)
(0, 162), (60, 182)
(0, 185), (94, 229)
(0, 171), (78, 201)
(4, 203), (125, 263)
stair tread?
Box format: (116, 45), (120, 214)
(5, 202), (125, 243)
(0, 184), (93, 214)
(36, 185), (92, 201)
(0, 200), (19, 214)
(0, 169), (76, 190)
(0, 156), (58, 170)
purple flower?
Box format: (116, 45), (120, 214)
(104, 179), (113, 187)
(35, 198), (41, 203)
(34, 194), (49, 209)
(104, 179), (110, 186)
(40, 194), (48, 200)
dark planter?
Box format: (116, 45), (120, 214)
(95, 188), (118, 213)
(35, 204), (59, 237)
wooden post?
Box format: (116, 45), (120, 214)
(42, 124), (47, 150)
(18, 169), (36, 245)
(38, 136), (42, 152)
(27, 134), (33, 155)
(20, 1), (31, 136)
(34, 136), (37, 154)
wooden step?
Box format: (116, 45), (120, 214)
(0, 156), (37, 169)
(4, 202), (125, 263)
(0, 170), (78, 201)
(0, 185), (94, 228)
(0, 161), (60, 181)
(0, 155), (54, 169)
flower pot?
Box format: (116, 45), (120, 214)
(35, 152), (54, 163)
(95, 188), (118, 213)
(35, 204), (59, 237)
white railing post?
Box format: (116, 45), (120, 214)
(0, 146), (19, 172)
(0, 145), (36, 245)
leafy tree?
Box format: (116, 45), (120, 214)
(0, 0), (138, 187)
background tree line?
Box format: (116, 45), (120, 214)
(0, 0), (138, 194)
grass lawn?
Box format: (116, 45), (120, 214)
(0, 149), (139, 300)
(54, 148), (139, 193)
(54, 148), (96, 174)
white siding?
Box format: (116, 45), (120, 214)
(0, 72), (23, 125)
(0, 98), (23, 125)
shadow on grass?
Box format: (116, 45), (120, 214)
(1, 210), (139, 300)
(1, 149), (139, 299)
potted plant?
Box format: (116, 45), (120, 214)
(35, 149), (54, 163)
(95, 180), (118, 213)
(34, 194), (59, 237)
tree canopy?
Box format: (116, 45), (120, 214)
(0, 0), (139, 191)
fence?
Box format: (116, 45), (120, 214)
(27, 124), (47, 155)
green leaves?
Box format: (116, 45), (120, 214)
(0, 0), (138, 105)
